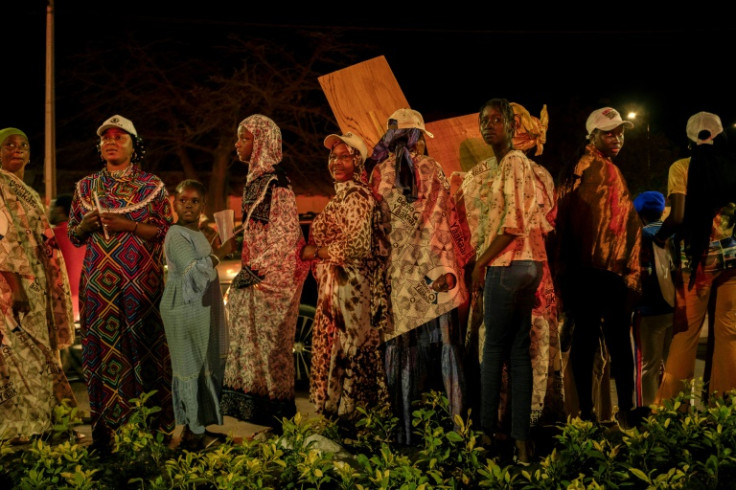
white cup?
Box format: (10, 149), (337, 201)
(213, 209), (235, 242)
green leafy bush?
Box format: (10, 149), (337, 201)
(2, 382), (736, 489)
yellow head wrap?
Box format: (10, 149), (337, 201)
(510, 103), (548, 156)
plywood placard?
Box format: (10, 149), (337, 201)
(319, 56), (409, 152)
(319, 57), (494, 183)
(425, 113), (494, 177)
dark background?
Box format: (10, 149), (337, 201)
(5, 3), (736, 200)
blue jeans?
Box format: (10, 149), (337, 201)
(481, 261), (542, 441)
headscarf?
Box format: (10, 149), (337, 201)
(0, 128), (29, 171)
(239, 114), (282, 183)
(510, 103), (548, 156)
(367, 126), (422, 201)
(0, 127), (28, 146)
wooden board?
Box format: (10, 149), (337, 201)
(318, 56), (409, 151)
(425, 113), (494, 176)
(319, 57), (493, 183)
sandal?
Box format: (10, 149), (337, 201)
(179, 426), (205, 451)
(9, 435), (31, 446)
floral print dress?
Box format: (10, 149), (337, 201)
(221, 115), (308, 427)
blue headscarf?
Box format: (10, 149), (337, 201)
(367, 122), (422, 201)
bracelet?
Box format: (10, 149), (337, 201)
(210, 254), (220, 267)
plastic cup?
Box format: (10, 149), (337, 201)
(213, 209), (234, 242)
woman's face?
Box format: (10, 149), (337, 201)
(174, 187), (204, 228)
(479, 105), (512, 147)
(328, 143), (357, 182)
(100, 128), (134, 167)
(0, 134), (30, 175)
(235, 125), (254, 163)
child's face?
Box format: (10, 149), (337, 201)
(175, 187), (204, 227)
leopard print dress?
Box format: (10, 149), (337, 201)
(308, 180), (389, 418)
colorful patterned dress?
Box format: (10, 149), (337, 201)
(308, 179), (389, 419)
(370, 141), (469, 445)
(0, 169), (76, 440)
(221, 115), (308, 427)
(68, 165), (174, 439)
(161, 225), (228, 433)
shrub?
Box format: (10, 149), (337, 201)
(2, 382), (736, 489)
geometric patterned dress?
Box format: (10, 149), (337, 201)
(68, 164), (174, 440)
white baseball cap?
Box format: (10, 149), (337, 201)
(585, 107), (634, 137)
(387, 108), (434, 138)
(97, 115), (138, 137)
(686, 112), (723, 145)
(324, 132), (368, 163)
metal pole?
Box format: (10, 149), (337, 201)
(44, 0), (56, 206)
(646, 122), (651, 175)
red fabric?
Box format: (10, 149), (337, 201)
(53, 221), (85, 322)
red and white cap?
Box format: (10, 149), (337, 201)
(585, 107), (634, 137)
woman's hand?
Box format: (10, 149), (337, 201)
(214, 237), (235, 261)
(12, 291), (30, 316)
(99, 212), (134, 233)
(301, 244), (319, 261)
(78, 209), (101, 234)
(470, 264), (486, 292)
(1, 271), (30, 316)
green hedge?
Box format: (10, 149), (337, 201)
(2, 381), (735, 489)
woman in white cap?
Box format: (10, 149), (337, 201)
(369, 108), (469, 445)
(301, 132), (389, 421)
(68, 115), (175, 452)
(653, 111), (736, 404)
(0, 127), (78, 445)
(220, 114), (308, 432)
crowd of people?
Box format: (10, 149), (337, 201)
(2, 103), (735, 464)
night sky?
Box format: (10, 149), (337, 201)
(5, 3), (736, 194)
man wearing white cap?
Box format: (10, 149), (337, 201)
(554, 107), (641, 429)
(653, 111), (736, 404)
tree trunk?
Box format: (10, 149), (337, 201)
(207, 138), (233, 219)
